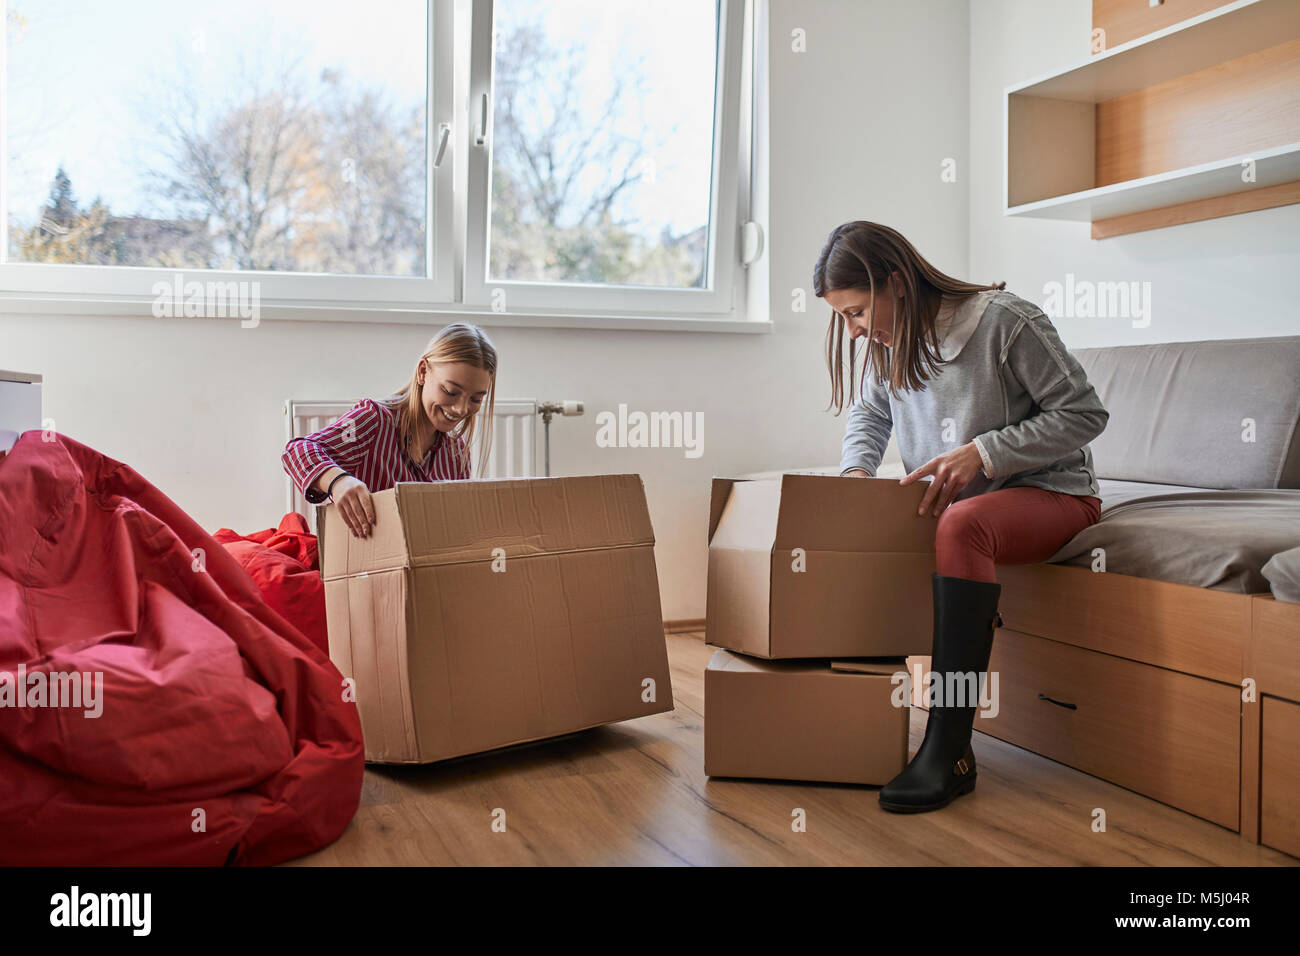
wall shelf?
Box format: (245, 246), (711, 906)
(1007, 141), (1300, 220)
(1004, 0), (1300, 237)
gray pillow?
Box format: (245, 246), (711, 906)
(1262, 546), (1300, 603)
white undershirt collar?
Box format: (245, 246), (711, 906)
(933, 290), (997, 362)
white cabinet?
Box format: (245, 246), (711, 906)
(0, 370), (42, 449)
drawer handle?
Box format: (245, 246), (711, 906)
(1038, 693), (1077, 711)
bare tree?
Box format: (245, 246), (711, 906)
(143, 53), (429, 275)
(312, 69), (426, 276)
(490, 17), (699, 286)
(145, 55), (322, 270)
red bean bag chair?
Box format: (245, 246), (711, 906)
(0, 431), (363, 866)
(214, 513), (329, 657)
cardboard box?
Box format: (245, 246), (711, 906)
(318, 474), (674, 764)
(706, 474), (937, 659)
(704, 649), (910, 785)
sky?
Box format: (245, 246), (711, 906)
(4, 0), (717, 241)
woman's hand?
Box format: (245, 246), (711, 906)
(843, 469), (871, 478)
(331, 475), (377, 538)
(900, 442), (985, 516)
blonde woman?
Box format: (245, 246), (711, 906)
(814, 221), (1108, 813)
(283, 323), (498, 538)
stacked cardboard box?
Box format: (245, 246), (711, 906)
(704, 474), (939, 784)
(319, 474), (674, 764)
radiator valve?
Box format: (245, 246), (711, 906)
(538, 400), (584, 424)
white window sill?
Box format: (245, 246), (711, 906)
(0, 292), (774, 334)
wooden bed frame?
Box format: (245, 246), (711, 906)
(914, 562), (1299, 856)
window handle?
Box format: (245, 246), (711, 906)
(475, 93), (489, 147)
(433, 124), (451, 168)
(739, 221), (764, 266)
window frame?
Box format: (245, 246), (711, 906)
(0, 0), (761, 331)
(0, 0), (456, 307)
(462, 0), (748, 318)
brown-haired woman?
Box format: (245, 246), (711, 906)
(813, 221), (1108, 813)
(283, 322), (498, 538)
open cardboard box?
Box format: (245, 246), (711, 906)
(704, 648), (910, 785)
(706, 474), (938, 659)
(318, 474), (674, 764)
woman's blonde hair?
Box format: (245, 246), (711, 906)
(812, 220), (1005, 411)
(379, 323), (498, 478)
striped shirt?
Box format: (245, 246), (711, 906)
(283, 398), (471, 505)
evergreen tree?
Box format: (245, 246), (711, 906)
(42, 167), (79, 229)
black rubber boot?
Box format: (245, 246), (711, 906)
(879, 572), (1003, 813)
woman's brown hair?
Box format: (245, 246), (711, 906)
(378, 322), (498, 478)
(813, 221), (1005, 412)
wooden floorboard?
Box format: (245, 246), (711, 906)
(289, 632), (1298, 866)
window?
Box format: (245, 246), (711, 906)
(0, 0), (754, 326)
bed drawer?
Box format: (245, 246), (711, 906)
(1261, 696), (1300, 858)
(1252, 595), (1300, 701)
(978, 628), (1241, 830)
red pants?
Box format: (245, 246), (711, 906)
(935, 486), (1102, 583)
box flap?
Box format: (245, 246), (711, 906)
(394, 474), (654, 570)
(707, 478), (782, 552)
(319, 488), (410, 582)
(706, 648), (825, 675)
(708, 649), (909, 678)
(315, 503), (328, 574)
(831, 658), (909, 676)
(772, 474), (937, 552)
(707, 477), (743, 543)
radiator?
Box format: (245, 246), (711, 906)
(284, 398), (541, 522)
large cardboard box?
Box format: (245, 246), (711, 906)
(706, 474), (937, 659)
(319, 475), (674, 764)
(704, 649), (910, 785)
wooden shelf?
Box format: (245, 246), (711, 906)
(1008, 0), (1300, 102)
(1004, 0), (1300, 237)
(1007, 141), (1300, 220)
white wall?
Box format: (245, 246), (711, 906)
(0, 0), (971, 621)
(969, 0), (1300, 346)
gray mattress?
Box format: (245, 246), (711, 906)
(1045, 479), (1300, 594)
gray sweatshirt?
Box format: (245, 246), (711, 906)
(839, 289), (1108, 500)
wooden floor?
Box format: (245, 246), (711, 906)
(291, 631), (1298, 866)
